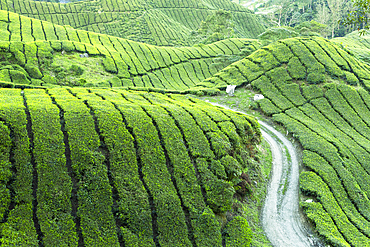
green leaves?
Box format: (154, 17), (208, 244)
(0, 88), (262, 246)
(224, 216), (252, 247)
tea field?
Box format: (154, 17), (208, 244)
(0, 87), (262, 246)
(0, 10), (265, 94)
(0, 0), (265, 46)
(204, 35), (370, 246)
(1, 0), (370, 246)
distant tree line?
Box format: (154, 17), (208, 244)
(258, 0), (363, 38)
(341, 0), (370, 36)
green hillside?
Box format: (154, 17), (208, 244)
(0, 87), (262, 246)
(332, 31), (370, 66)
(0, 3), (274, 246)
(200, 36), (370, 246)
(3, 0), (370, 246)
(0, 0), (265, 46)
(0, 10), (264, 93)
(199, 36), (370, 92)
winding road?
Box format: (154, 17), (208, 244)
(208, 103), (321, 246)
(259, 121), (318, 247)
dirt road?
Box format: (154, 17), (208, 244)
(206, 102), (320, 246)
(259, 121), (319, 247)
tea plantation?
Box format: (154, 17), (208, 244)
(0, 0), (265, 46)
(205, 36), (370, 246)
(0, 87), (261, 246)
(1, 0), (370, 246)
(0, 10), (264, 93)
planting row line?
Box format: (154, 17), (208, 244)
(0, 89), (39, 245)
(0, 87), (259, 246)
(96, 88), (259, 246)
(199, 37), (368, 93)
(273, 111), (370, 246)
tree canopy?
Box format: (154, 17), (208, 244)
(341, 0), (370, 36)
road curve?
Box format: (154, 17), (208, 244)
(206, 103), (320, 246)
(259, 121), (316, 247)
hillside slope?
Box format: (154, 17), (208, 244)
(0, 10), (264, 93)
(332, 30), (370, 66)
(0, 87), (261, 246)
(199, 36), (370, 93)
(0, 0), (265, 46)
(200, 36), (370, 246)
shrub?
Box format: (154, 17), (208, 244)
(193, 207), (222, 246)
(224, 216), (252, 247)
(41, 74), (56, 84)
(9, 70), (30, 85)
(307, 72), (325, 84)
(0, 69), (11, 82)
(287, 57), (306, 79)
(343, 71), (359, 86)
(69, 64), (84, 76)
(25, 64), (43, 79)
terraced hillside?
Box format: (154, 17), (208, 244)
(4, 1), (370, 245)
(332, 31), (370, 66)
(0, 10), (263, 93)
(202, 36), (370, 246)
(199, 36), (370, 92)
(0, 87), (261, 246)
(0, 0), (265, 46)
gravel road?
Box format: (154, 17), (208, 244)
(206, 102), (321, 246)
(259, 121), (320, 247)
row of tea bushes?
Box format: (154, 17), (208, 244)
(0, 87), (260, 246)
(0, 0), (265, 46)
(245, 77), (370, 245)
(0, 10), (263, 93)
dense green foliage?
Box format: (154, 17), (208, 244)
(200, 36), (370, 93)
(198, 33), (370, 246)
(0, 10), (264, 93)
(341, 0), (370, 36)
(332, 30), (370, 65)
(264, 83), (370, 246)
(0, 87), (261, 246)
(0, 0), (265, 46)
(249, 0), (358, 38)
(3, 0), (370, 246)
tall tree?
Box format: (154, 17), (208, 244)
(314, 0), (331, 37)
(327, 0), (346, 38)
(341, 0), (370, 35)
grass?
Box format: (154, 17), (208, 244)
(42, 52), (115, 87)
(240, 137), (273, 247)
(194, 86), (265, 118)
